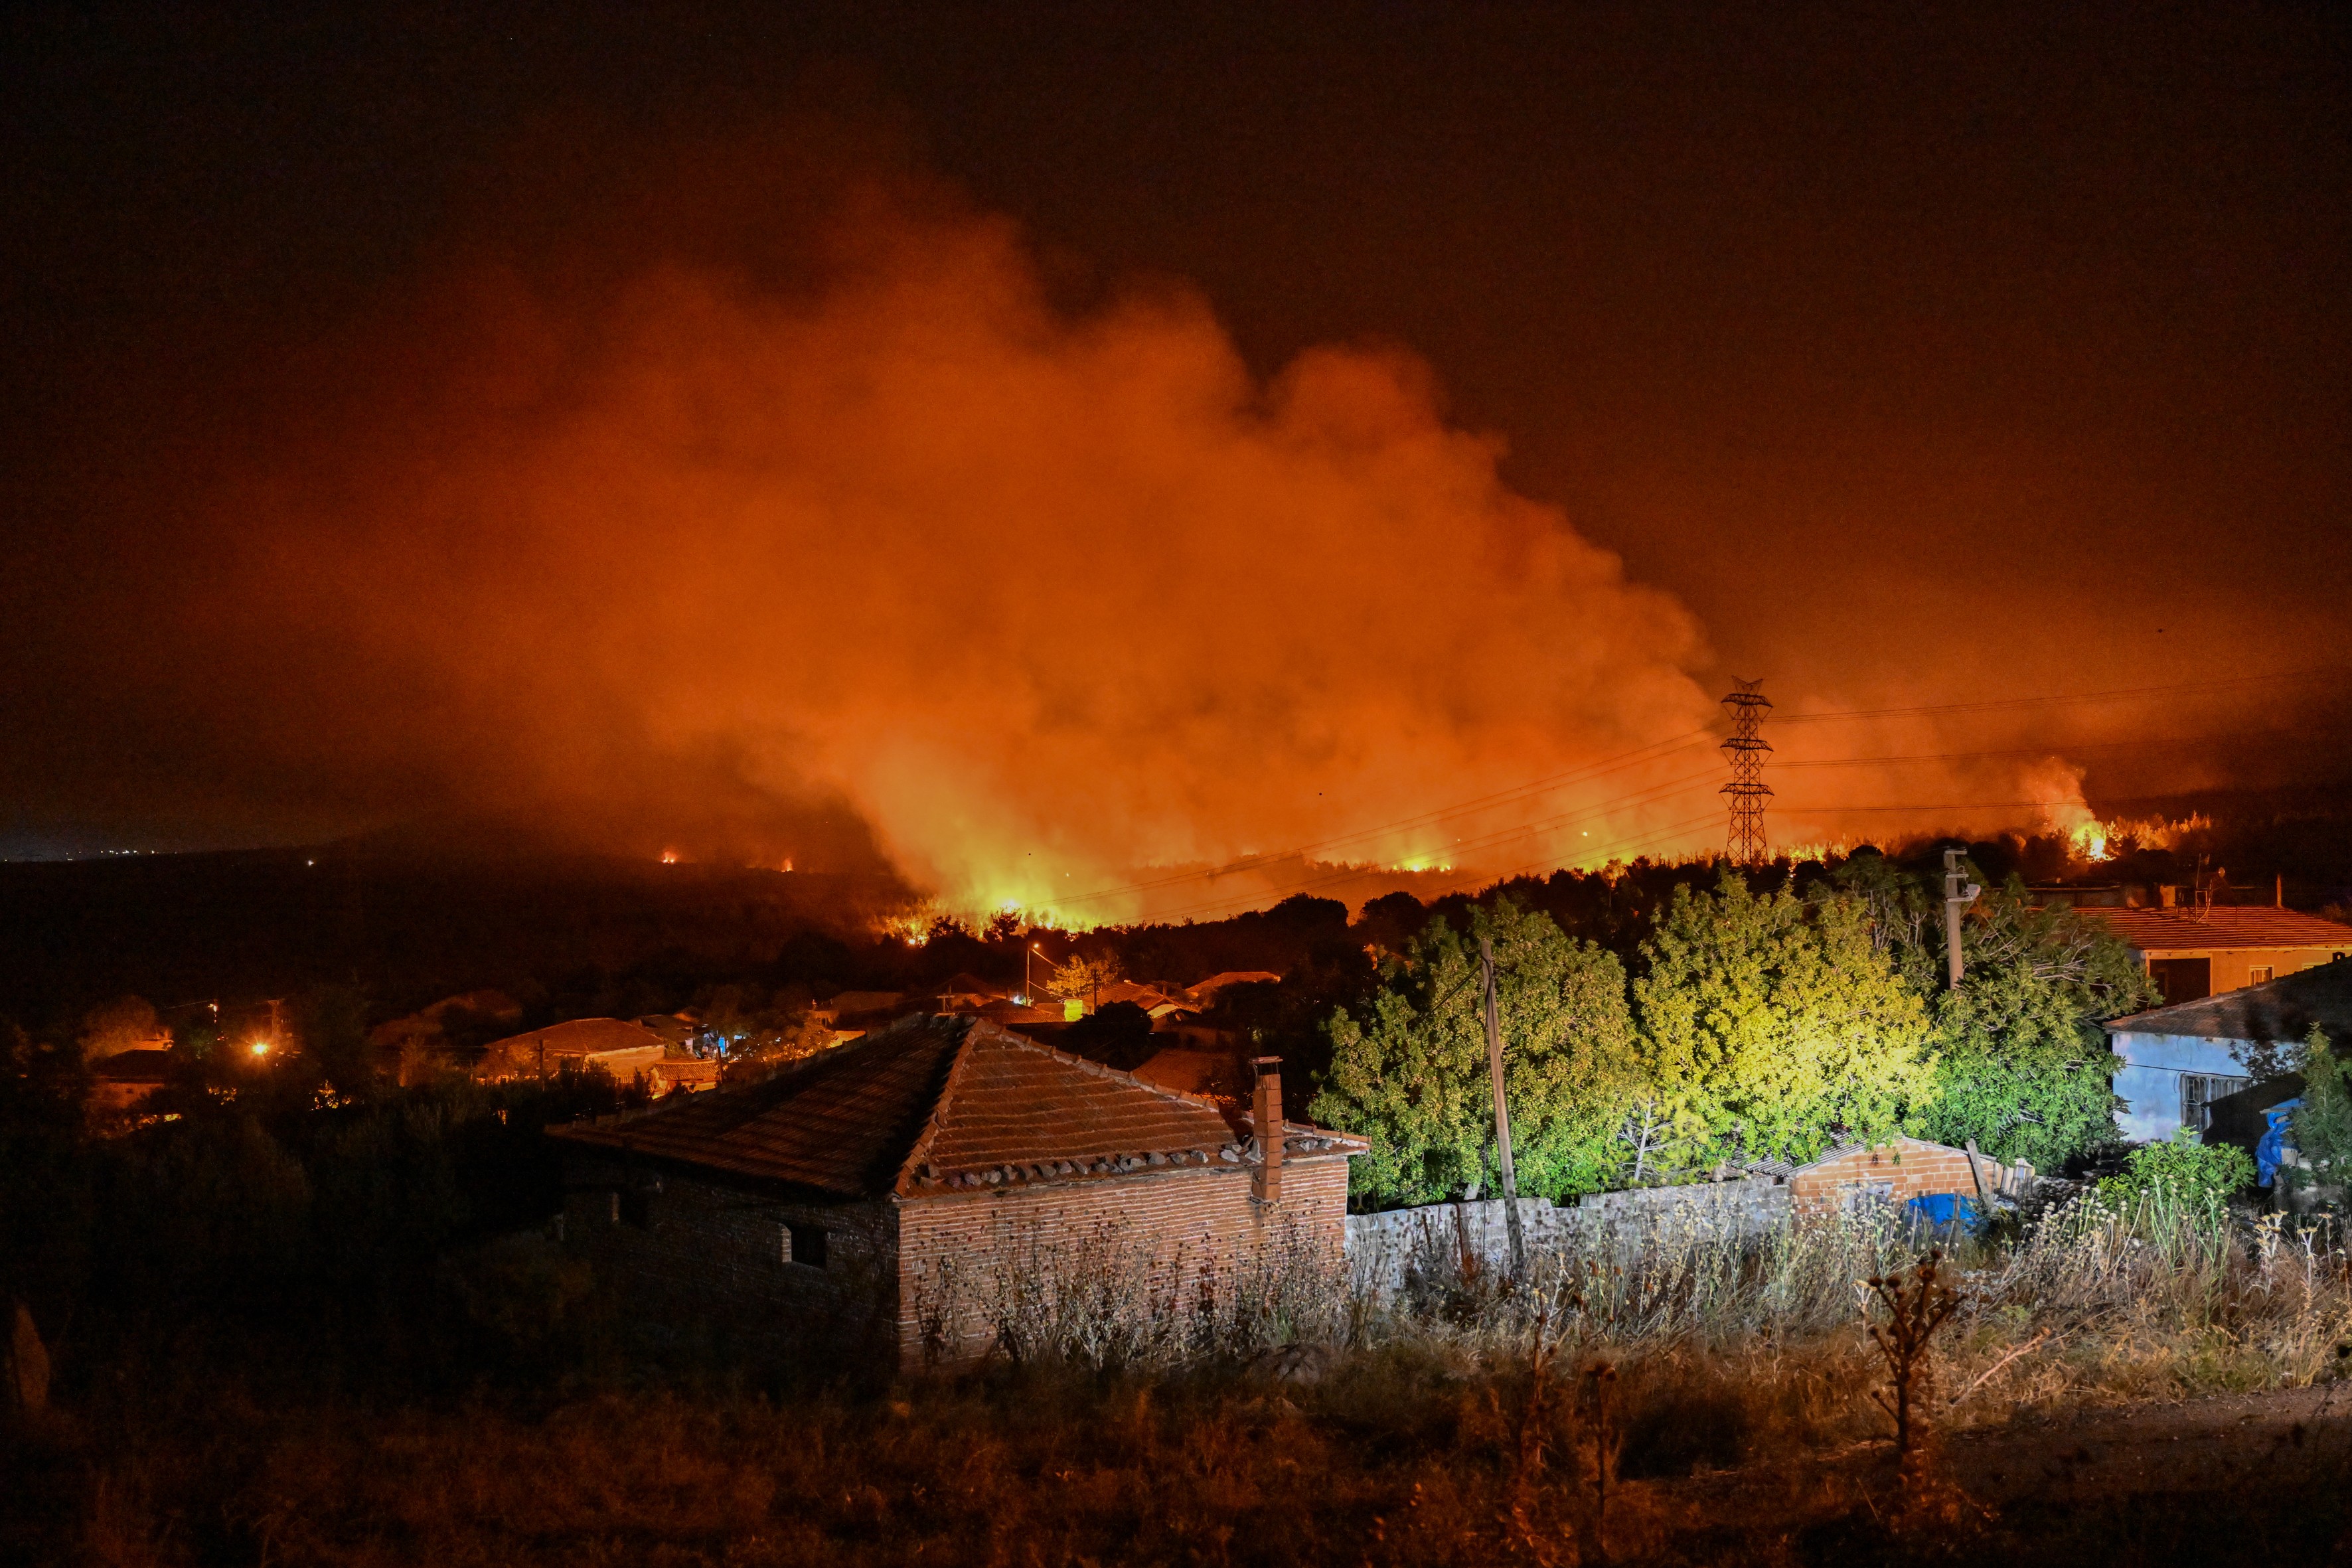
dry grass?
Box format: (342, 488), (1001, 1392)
(23, 1196), (2352, 1567)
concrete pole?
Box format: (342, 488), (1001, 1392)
(1944, 848), (1982, 990)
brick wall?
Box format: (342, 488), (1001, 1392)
(560, 1152), (900, 1370)
(895, 1152), (1349, 1368)
(1786, 1138), (2021, 1217)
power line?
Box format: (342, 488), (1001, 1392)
(1772, 726), (2315, 769)
(1022, 663), (2347, 926)
(1772, 791), (2242, 815)
(1133, 772), (1725, 925)
(1774, 665), (2345, 725)
(1152, 805), (1731, 927)
(1048, 726), (1720, 909)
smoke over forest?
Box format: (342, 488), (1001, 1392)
(6, 129), (2339, 918)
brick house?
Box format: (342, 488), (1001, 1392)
(1784, 1136), (2028, 1217)
(548, 1014), (1364, 1372)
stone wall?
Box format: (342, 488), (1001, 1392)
(1343, 1198), (1566, 1298)
(1344, 1182), (1803, 1298)
(1575, 1177), (1792, 1232)
(896, 1154), (1350, 1368)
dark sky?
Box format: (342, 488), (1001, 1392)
(4, 3), (2347, 876)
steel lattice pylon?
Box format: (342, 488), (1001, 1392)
(1720, 678), (1772, 864)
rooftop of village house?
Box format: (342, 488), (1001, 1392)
(550, 1013), (1363, 1198)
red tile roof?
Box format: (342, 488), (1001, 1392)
(550, 1014), (1364, 1198)
(2071, 905), (2352, 955)
(1186, 971), (1283, 1002)
(483, 1017), (668, 1058)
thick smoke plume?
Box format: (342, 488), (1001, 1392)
(143, 185), (1727, 921)
(34, 146), (2268, 915)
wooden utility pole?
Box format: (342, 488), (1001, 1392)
(1478, 934), (1525, 1275)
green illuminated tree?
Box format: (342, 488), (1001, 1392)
(1834, 854), (2155, 1168)
(1910, 882), (2155, 1167)
(2290, 1028), (2352, 1193)
(1310, 898), (1639, 1206)
(1633, 870), (1934, 1165)
(1046, 953), (1123, 1011)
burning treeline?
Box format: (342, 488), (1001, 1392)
(108, 158), (2205, 922)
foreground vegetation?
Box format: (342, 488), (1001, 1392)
(13, 1180), (2352, 1566)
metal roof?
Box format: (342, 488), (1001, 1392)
(2103, 958), (2352, 1043)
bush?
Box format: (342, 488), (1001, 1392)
(2097, 1129), (2254, 1210)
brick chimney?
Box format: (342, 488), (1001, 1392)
(1251, 1056), (1283, 1206)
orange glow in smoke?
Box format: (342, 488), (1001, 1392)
(201, 187), (2201, 921)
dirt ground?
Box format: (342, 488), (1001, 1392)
(1634, 1385), (2352, 1565)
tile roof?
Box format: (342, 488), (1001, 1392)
(2104, 957), (2352, 1043)
(2072, 905), (2352, 955)
(550, 1014), (1365, 1198)
(483, 1017), (668, 1059)
(92, 1048), (173, 1084)
(1129, 1047), (1250, 1099)
(933, 973), (1009, 999)
(1186, 971), (1283, 1002)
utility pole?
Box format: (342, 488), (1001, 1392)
(1943, 848), (1982, 990)
(1477, 933), (1525, 1275)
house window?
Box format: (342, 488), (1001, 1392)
(2248, 966), (2275, 984)
(2181, 1074), (2250, 1131)
(783, 1221), (827, 1269)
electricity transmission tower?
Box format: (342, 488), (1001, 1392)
(1720, 678), (1772, 864)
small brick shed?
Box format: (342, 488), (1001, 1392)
(1782, 1135), (2029, 1217)
(549, 1014), (1364, 1372)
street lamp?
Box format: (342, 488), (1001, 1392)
(1023, 943), (1044, 1006)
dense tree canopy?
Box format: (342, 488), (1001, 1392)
(1836, 854), (2156, 1168)
(1310, 898), (1638, 1206)
(1632, 871), (1934, 1165)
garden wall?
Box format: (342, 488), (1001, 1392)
(1344, 1180), (1794, 1297)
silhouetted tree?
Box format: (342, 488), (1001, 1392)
(1060, 1001), (1157, 1071)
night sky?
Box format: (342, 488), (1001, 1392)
(5, 5), (2347, 905)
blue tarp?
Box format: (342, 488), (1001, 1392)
(2258, 1099), (2302, 1188)
(1905, 1192), (1983, 1230)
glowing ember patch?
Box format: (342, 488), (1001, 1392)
(660, 848), (680, 864)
